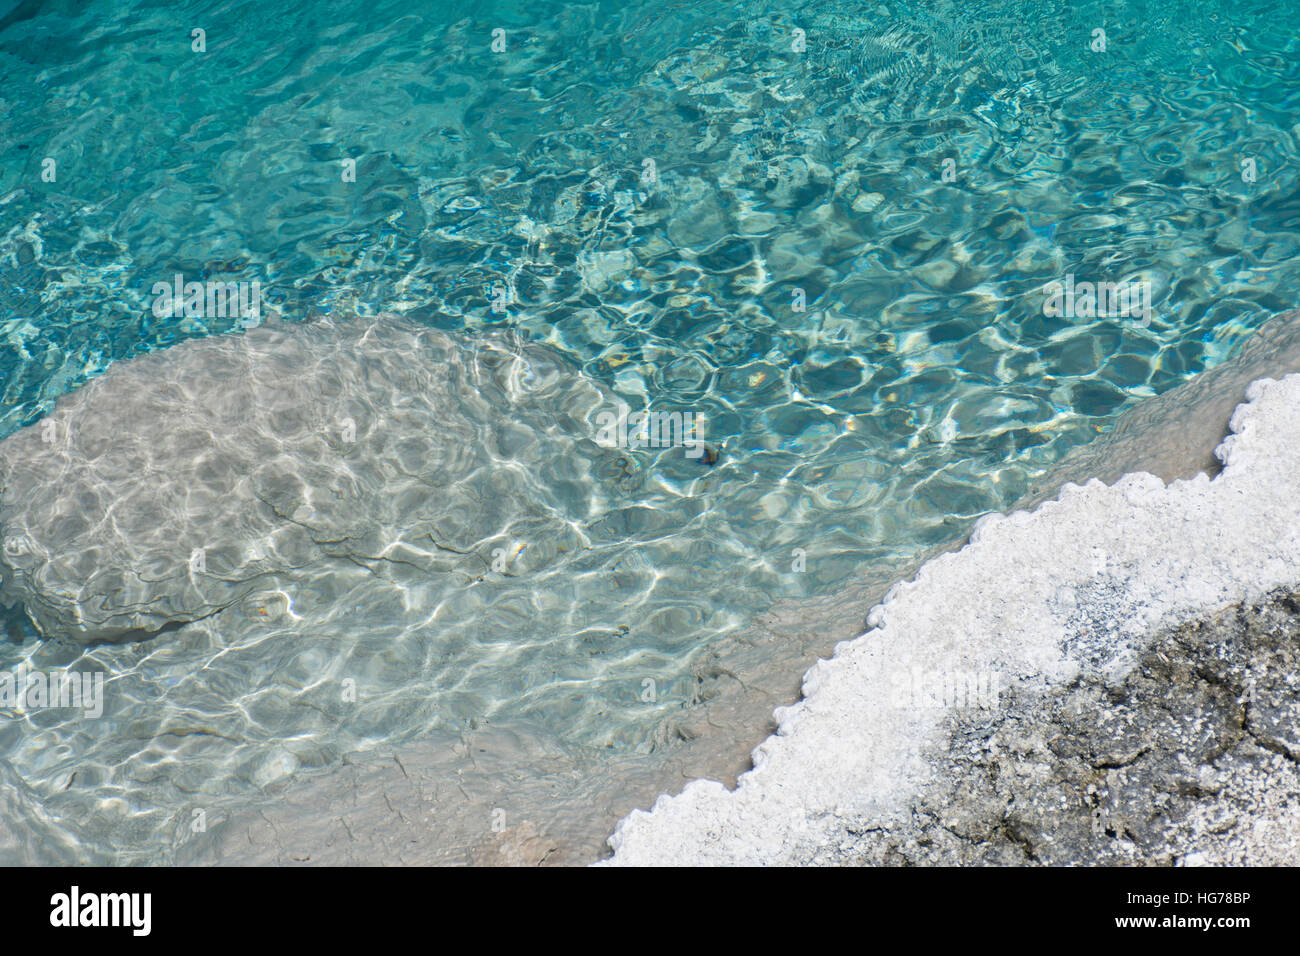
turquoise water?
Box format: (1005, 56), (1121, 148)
(1, 0), (1299, 862)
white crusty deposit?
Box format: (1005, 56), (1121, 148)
(603, 373), (1300, 865)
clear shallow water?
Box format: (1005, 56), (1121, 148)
(1, 0), (1299, 862)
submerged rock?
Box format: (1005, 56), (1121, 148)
(0, 315), (616, 643)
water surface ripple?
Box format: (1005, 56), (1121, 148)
(0, 0), (1297, 862)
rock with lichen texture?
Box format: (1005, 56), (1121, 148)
(839, 584), (1300, 866)
(0, 315), (616, 643)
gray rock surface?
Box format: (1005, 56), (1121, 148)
(828, 585), (1300, 866)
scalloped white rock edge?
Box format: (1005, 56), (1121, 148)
(601, 374), (1300, 866)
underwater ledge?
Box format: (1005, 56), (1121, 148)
(5, 310), (1300, 865)
(603, 309), (1300, 866)
(180, 307), (1300, 867)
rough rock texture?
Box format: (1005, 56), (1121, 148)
(604, 372), (1300, 865)
(0, 315), (615, 642)
(831, 586), (1300, 866)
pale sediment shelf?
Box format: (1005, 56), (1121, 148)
(6, 311), (1300, 866)
(187, 309), (1300, 867)
(602, 309), (1300, 866)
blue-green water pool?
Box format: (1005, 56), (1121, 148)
(1, 0), (1298, 862)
